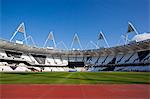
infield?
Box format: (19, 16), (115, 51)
(0, 72), (149, 84)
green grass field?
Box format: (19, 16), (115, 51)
(0, 72), (150, 84)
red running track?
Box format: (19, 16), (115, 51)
(0, 84), (149, 99)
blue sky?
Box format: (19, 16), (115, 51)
(0, 0), (150, 49)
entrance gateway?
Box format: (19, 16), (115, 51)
(67, 62), (85, 68)
(67, 62), (85, 72)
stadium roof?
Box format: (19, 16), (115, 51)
(132, 33), (150, 42)
(0, 39), (149, 56)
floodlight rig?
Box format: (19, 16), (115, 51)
(22, 35), (36, 47)
(70, 33), (83, 50)
(125, 22), (139, 44)
(97, 31), (109, 48)
(57, 41), (68, 50)
(117, 35), (131, 46)
(10, 22), (28, 44)
(85, 41), (99, 49)
(43, 32), (56, 48)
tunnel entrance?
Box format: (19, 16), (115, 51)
(67, 62), (85, 68)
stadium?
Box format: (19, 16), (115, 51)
(1, 21), (150, 99)
(1, 0), (150, 98)
(0, 22), (150, 72)
(0, 22), (150, 99)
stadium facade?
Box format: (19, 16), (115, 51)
(0, 22), (150, 72)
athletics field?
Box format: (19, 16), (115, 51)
(0, 72), (149, 99)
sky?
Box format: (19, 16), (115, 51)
(0, 0), (150, 49)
